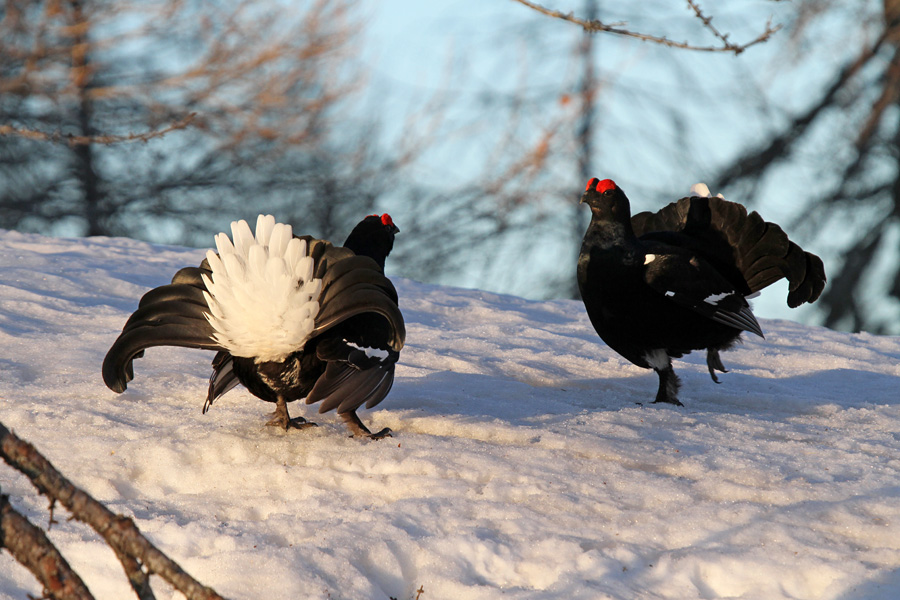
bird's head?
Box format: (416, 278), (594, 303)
(380, 213), (400, 235)
(344, 213), (399, 271)
(580, 178), (632, 223)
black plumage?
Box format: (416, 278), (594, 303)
(577, 178), (825, 406)
(102, 214), (404, 438)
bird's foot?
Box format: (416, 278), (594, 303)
(289, 417), (319, 430)
(340, 411), (392, 440)
(265, 415), (318, 430)
(653, 366), (683, 406)
(651, 398), (685, 407)
(362, 427), (393, 440)
(266, 397), (317, 430)
(706, 349), (728, 384)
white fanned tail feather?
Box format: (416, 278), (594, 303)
(689, 183), (725, 199)
(201, 215), (322, 362)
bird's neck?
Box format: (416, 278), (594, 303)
(344, 238), (390, 272)
(582, 214), (637, 251)
(578, 215), (642, 288)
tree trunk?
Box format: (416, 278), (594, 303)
(571, 0), (597, 298)
(70, 0), (104, 237)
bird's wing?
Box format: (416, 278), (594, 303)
(311, 252), (405, 352)
(301, 247), (405, 415)
(642, 249), (764, 338)
(632, 195), (826, 307)
(102, 266), (224, 393)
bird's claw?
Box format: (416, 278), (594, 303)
(266, 405), (317, 430)
(651, 398), (685, 407)
(266, 416), (318, 430)
(340, 411), (392, 440)
(361, 427), (392, 440)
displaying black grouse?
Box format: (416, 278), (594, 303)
(577, 178), (826, 406)
(102, 214), (404, 438)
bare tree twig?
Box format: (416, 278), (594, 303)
(0, 421), (228, 600)
(0, 492), (95, 600)
(510, 0), (781, 54)
(685, 0), (734, 47)
(0, 113), (197, 147)
(711, 23), (896, 192)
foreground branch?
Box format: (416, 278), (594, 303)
(0, 421), (228, 600)
(0, 113), (197, 147)
(511, 0), (780, 54)
(0, 493), (94, 600)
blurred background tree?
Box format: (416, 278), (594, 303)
(0, 0), (385, 243)
(8, 0), (894, 334)
(389, 0), (783, 299)
(709, 0), (900, 333)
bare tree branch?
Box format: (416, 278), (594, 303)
(702, 1), (900, 333)
(510, 0), (781, 54)
(0, 421), (229, 600)
(711, 23), (897, 193)
(0, 492), (95, 600)
(0, 112), (197, 146)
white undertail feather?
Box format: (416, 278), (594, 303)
(202, 215), (322, 362)
(689, 183), (725, 199)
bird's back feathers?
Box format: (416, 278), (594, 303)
(631, 195), (826, 307)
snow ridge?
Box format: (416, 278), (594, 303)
(201, 215), (322, 362)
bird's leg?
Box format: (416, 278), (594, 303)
(266, 396), (317, 430)
(339, 410), (392, 440)
(706, 348), (728, 383)
(652, 364), (683, 407)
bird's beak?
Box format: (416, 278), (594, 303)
(391, 224), (400, 234)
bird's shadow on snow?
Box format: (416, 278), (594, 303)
(836, 567), (900, 600)
(386, 365), (900, 432)
(389, 370), (610, 424)
(678, 367), (900, 415)
(0, 358), (40, 384)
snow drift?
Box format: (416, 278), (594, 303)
(0, 230), (898, 600)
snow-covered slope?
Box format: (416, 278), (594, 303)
(1, 229), (899, 600)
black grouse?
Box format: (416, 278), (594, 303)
(102, 214), (404, 439)
(577, 178), (826, 406)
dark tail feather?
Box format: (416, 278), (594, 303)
(204, 351), (239, 412)
(306, 363), (395, 414)
(710, 305), (765, 338)
(102, 269), (222, 393)
(632, 196), (826, 307)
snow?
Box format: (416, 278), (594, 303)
(1, 229), (899, 600)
